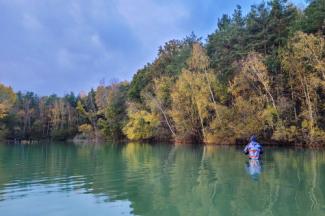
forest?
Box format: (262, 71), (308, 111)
(0, 0), (324, 145)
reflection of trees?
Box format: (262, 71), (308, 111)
(0, 144), (325, 215)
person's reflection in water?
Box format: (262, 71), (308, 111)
(245, 159), (262, 181)
(243, 135), (263, 180)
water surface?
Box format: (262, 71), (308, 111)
(0, 142), (324, 215)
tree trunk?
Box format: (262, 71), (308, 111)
(204, 68), (221, 122)
(145, 93), (176, 137)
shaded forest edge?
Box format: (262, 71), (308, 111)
(0, 0), (325, 146)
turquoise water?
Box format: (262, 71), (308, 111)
(0, 142), (324, 216)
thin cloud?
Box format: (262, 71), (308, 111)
(0, 0), (306, 95)
(116, 0), (189, 44)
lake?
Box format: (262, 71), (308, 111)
(0, 142), (324, 216)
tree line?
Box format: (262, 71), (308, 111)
(0, 0), (324, 145)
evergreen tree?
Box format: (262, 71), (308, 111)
(302, 0), (325, 34)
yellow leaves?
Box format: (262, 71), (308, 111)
(208, 71), (228, 103)
(284, 32), (324, 68)
(280, 31), (325, 136)
(228, 52), (279, 138)
(281, 31), (325, 77)
(205, 106), (236, 144)
(187, 43), (209, 71)
(170, 70), (213, 137)
(0, 83), (16, 120)
(272, 125), (299, 142)
(302, 120), (311, 129)
(260, 106), (277, 126)
(123, 108), (160, 140)
(231, 52), (274, 107)
(0, 104), (7, 119)
(121, 32), (324, 143)
(229, 73), (252, 97)
(76, 100), (93, 119)
(232, 96), (265, 136)
(243, 53), (268, 81)
(153, 76), (175, 108)
(166, 42), (234, 142)
(170, 64), (231, 142)
(78, 124), (93, 135)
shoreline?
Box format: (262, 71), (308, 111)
(3, 138), (325, 149)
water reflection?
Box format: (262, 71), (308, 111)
(245, 159), (262, 181)
(0, 143), (324, 215)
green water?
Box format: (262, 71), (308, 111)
(0, 143), (324, 216)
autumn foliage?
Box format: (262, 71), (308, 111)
(1, 0), (324, 145)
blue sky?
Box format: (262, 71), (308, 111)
(0, 0), (306, 95)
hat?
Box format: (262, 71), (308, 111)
(249, 135), (257, 142)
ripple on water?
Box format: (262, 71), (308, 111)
(1, 143), (325, 216)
